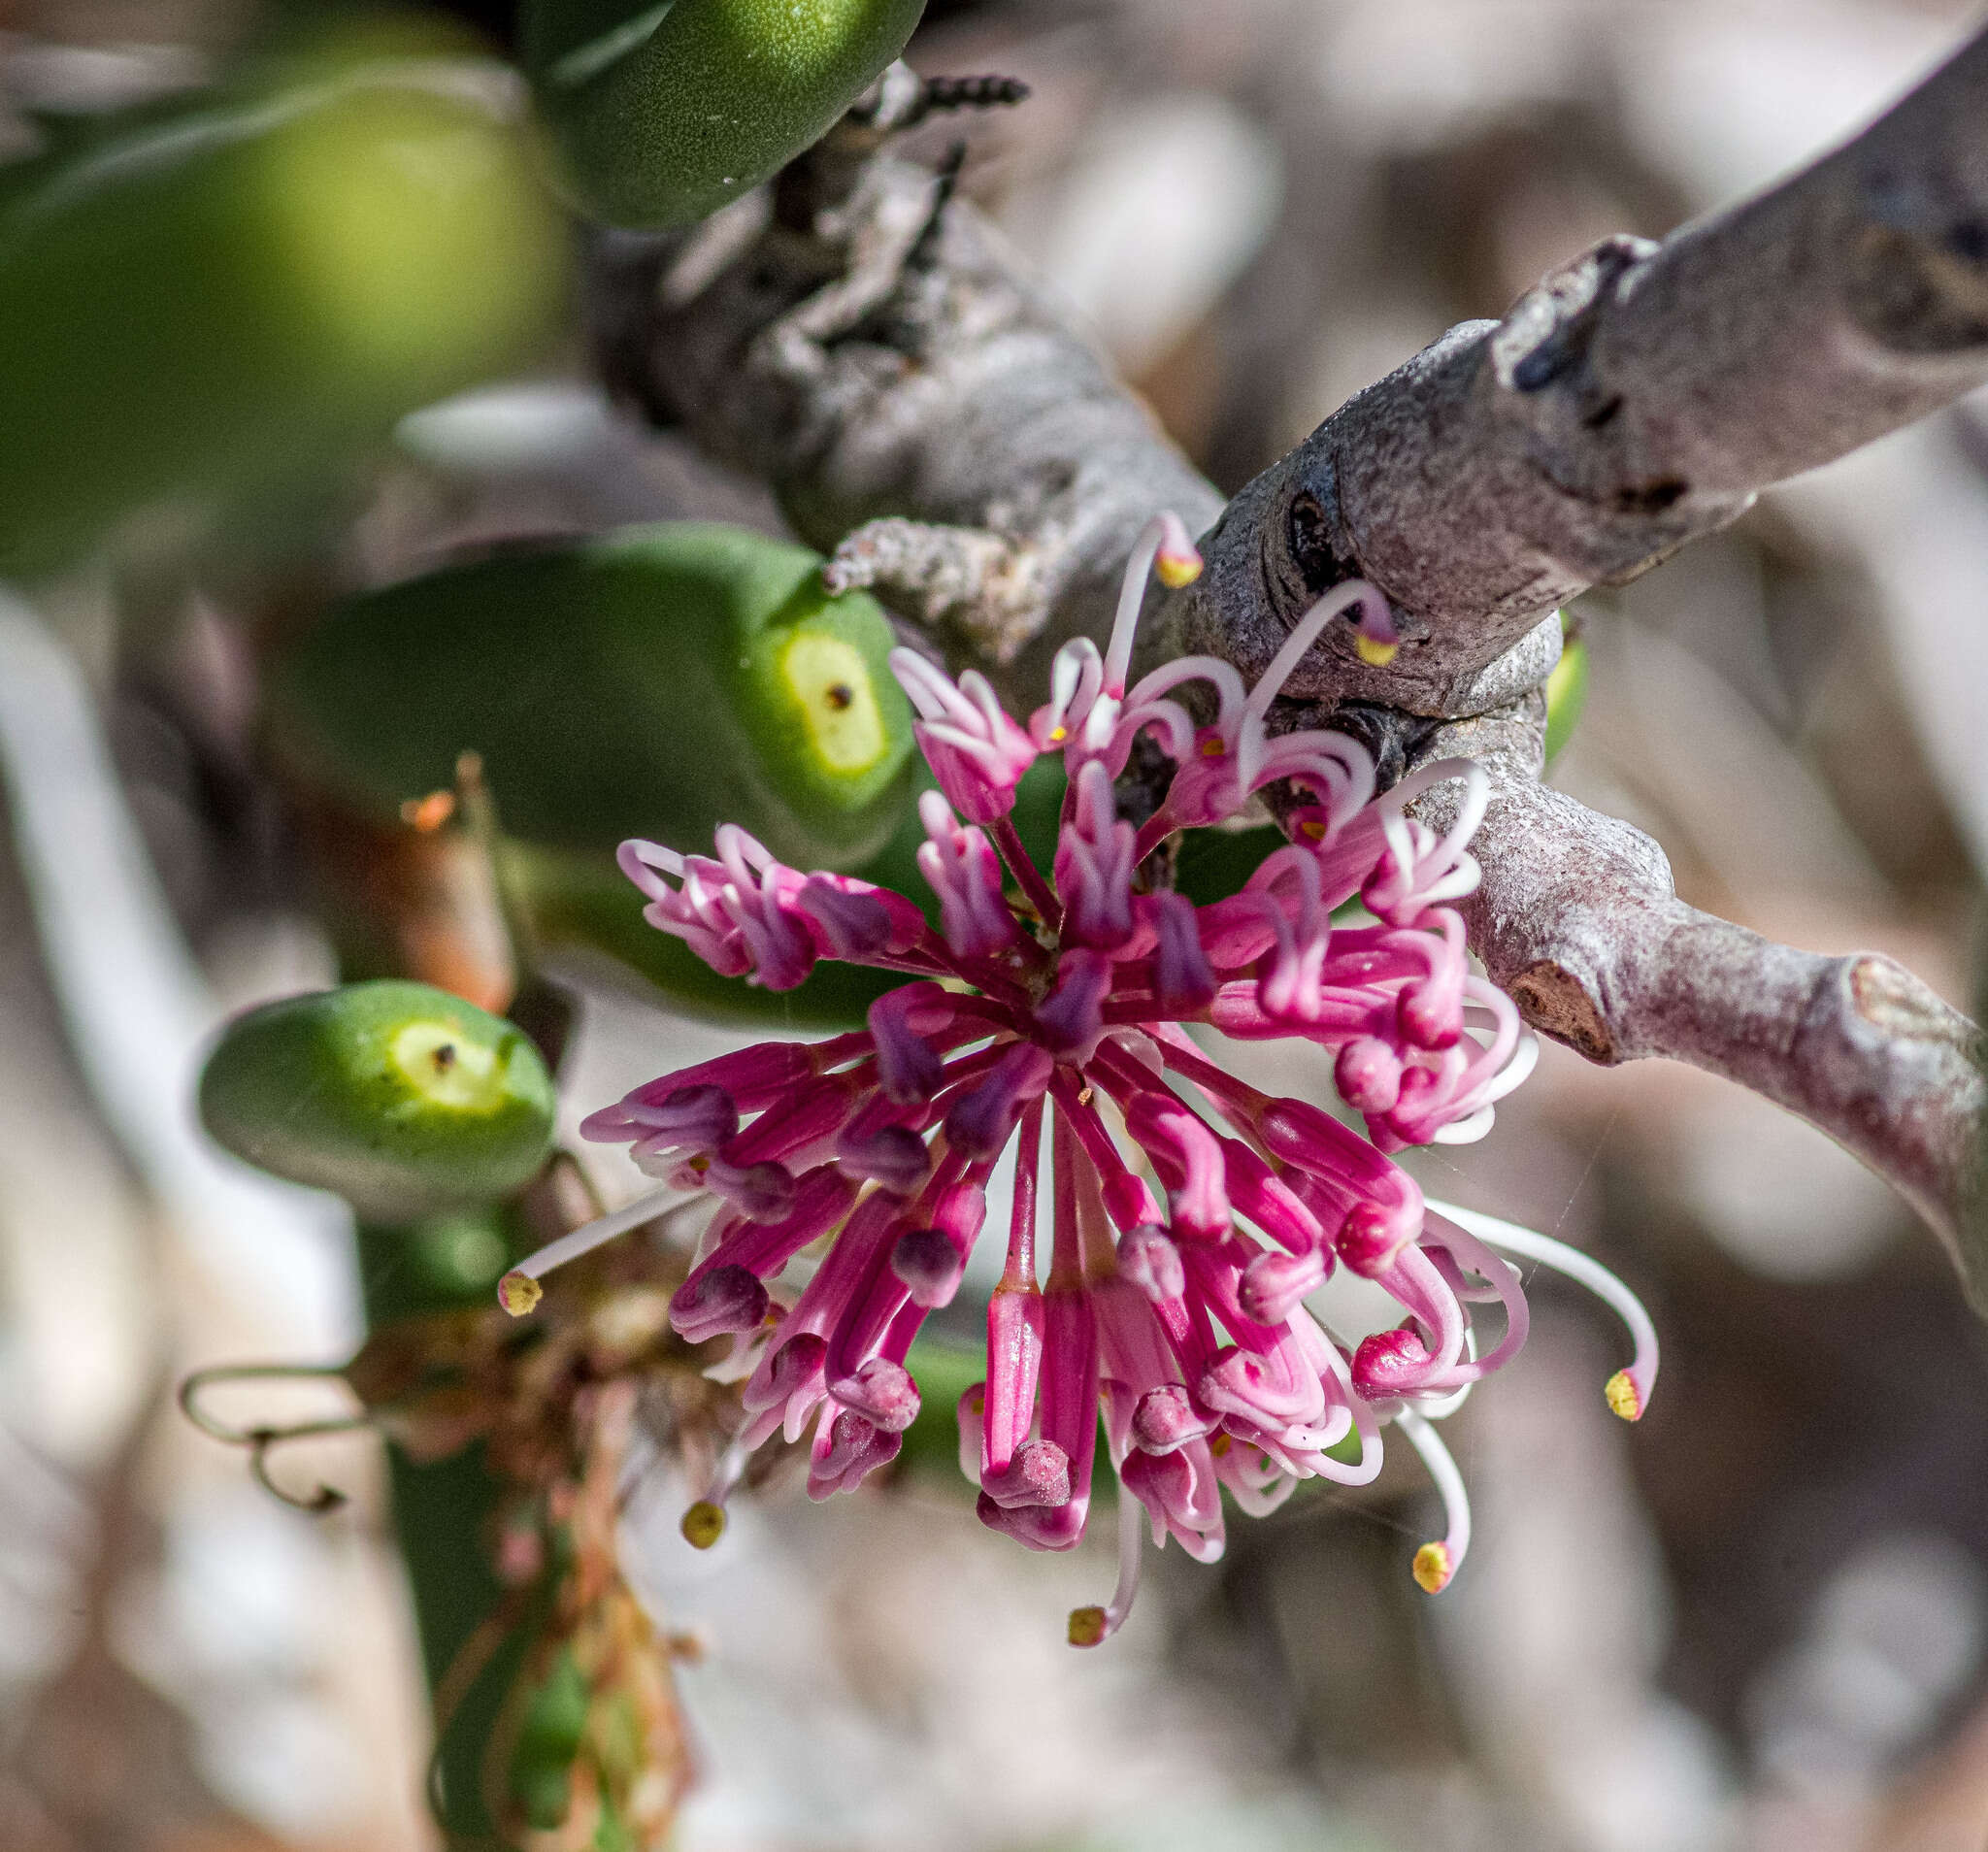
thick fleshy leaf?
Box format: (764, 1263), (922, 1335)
(278, 522), (917, 873)
(522, 0), (928, 227)
(1543, 615), (1588, 764)
(199, 981), (556, 1219)
(0, 63), (566, 579)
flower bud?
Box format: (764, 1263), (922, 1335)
(669, 1265), (771, 1344)
(891, 1226), (967, 1307)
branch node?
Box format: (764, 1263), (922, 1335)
(1509, 961), (1617, 1064)
(1846, 954), (1983, 1055)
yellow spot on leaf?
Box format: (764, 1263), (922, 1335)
(781, 632), (888, 775)
(390, 1020), (505, 1111)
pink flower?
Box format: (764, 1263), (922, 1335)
(507, 520), (1659, 1643)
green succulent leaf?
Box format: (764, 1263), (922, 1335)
(199, 980), (556, 1220)
(521, 0), (927, 227)
(1543, 614), (1588, 765)
(278, 522), (917, 873)
(0, 65), (567, 579)
(1172, 819), (1285, 909)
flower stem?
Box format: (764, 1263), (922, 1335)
(992, 813), (1064, 930)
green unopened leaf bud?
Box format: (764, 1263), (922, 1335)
(0, 65), (566, 578)
(199, 981), (555, 1220)
(522, 0), (927, 227)
(278, 522), (916, 873)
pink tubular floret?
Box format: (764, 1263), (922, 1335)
(891, 648), (1040, 823)
(529, 523), (1655, 1636)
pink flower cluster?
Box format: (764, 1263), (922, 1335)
(504, 516), (1657, 1642)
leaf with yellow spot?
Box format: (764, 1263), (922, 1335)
(277, 522), (916, 873)
(198, 980), (556, 1220)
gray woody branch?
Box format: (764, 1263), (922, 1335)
(589, 29), (1988, 1301)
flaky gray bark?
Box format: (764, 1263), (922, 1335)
(588, 135), (1222, 691)
(590, 29), (1988, 1302)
